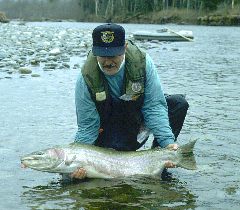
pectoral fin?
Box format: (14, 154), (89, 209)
(65, 155), (77, 166)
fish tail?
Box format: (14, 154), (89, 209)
(177, 139), (197, 170)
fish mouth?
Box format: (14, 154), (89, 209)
(21, 156), (62, 171)
(20, 157), (33, 169)
(21, 156), (42, 169)
(20, 156), (35, 164)
(21, 163), (27, 168)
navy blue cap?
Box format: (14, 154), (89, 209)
(92, 23), (125, 57)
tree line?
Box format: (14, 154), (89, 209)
(0, 0), (239, 22)
(92, 0), (239, 16)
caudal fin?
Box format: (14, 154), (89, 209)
(177, 139), (197, 170)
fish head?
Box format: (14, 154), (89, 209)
(21, 148), (65, 172)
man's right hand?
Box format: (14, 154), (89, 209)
(70, 167), (87, 179)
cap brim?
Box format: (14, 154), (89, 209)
(92, 46), (125, 57)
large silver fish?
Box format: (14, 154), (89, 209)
(21, 140), (197, 179)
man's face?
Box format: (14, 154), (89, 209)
(97, 54), (125, 76)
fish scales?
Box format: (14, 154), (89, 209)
(21, 140), (197, 179)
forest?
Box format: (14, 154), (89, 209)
(0, 0), (239, 25)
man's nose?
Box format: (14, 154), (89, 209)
(103, 59), (113, 65)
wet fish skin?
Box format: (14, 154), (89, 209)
(21, 140), (197, 179)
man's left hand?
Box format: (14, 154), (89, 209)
(166, 143), (178, 150)
(164, 143), (179, 168)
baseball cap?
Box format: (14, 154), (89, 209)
(92, 23), (125, 57)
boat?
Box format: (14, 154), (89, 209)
(132, 28), (194, 42)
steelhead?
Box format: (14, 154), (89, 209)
(21, 140), (197, 179)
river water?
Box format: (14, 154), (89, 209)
(0, 22), (239, 209)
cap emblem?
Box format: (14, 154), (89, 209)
(101, 31), (114, 43)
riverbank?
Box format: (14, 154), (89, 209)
(101, 8), (240, 26)
(113, 10), (240, 26)
(2, 8), (239, 26)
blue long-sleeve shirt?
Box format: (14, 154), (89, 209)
(75, 54), (175, 147)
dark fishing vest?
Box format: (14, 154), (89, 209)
(81, 41), (146, 151)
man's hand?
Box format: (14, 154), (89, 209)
(166, 143), (179, 150)
(70, 167), (87, 179)
(164, 143), (179, 168)
(164, 160), (177, 168)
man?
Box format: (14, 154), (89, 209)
(72, 23), (189, 179)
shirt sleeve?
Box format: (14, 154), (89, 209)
(142, 54), (175, 147)
(74, 72), (100, 144)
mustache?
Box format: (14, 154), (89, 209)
(103, 64), (116, 68)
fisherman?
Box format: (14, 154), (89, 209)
(72, 23), (189, 179)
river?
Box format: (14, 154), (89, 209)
(0, 22), (239, 209)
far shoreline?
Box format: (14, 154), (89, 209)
(4, 15), (240, 27)
(1, 9), (240, 27)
